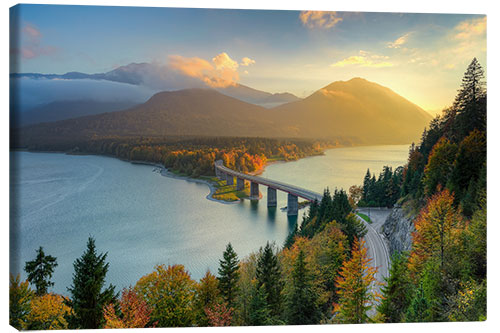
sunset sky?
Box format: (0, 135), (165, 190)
(10, 5), (486, 114)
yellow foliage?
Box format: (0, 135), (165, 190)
(26, 293), (72, 330)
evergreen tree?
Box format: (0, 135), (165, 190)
(66, 237), (117, 329)
(24, 246), (58, 296)
(405, 282), (431, 322)
(378, 252), (412, 323)
(248, 283), (272, 326)
(285, 249), (321, 325)
(284, 222), (298, 249)
(256, 242), (283, 318)
(217, 243), (240, 308)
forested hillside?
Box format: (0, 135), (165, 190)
(357, 58), (486, 322)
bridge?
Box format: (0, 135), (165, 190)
(214, 160), (323, 216)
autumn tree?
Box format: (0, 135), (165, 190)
(135, 264), (197, 327)
(256, 242), (283, 319)
(408, 189), (463, 275)
(9, 274), (34, 330)
(333, 237), (379, 323)
(103, 287), (153, 328)
(204, 302), (233, 326)
(24, 246), (58, 296)
(285, 249), (321, 325)
(193, 270), (223, 326)
(217, 243), (240, 308)
(348, 185), (363, 208)
(26, 293), (72, 330)
(66, 237), (117, 329)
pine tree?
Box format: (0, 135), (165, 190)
(334, 237), (379, 323)
(256, 242), (283, 318)
(248, 283), (271, 326)
(405, 282), (431, 322)
(66, 237), (117, 329)
(377, 252), (412, 323)
(285, 249), (321, 325)
(453, 58), (486, 138)
(24, 246), (58, 296)
(217, 243), (240, 308)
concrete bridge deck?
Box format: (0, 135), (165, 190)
(214, 160), (323, 215)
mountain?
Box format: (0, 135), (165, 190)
(11, 63), (301, 108)
(14, 89), (292, 147)
(217, 84), (301, 108)
(13, 100), (138, 127)
(13, 78), (432, 148)
(272, 78), (432, 144)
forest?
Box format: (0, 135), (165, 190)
(10, 58), (486, 328)
(17, 136), (328, 177)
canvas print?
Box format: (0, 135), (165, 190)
(9, 4), (487, 329)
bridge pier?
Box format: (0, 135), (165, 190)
(236, 177), (245, 191)
(287, 193), (298, 216)
(250, 182), (260, 198)
(267, 187), (277, 207)
(226, 174), (234, 185)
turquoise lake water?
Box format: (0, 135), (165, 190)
(10, 145), (408, 294)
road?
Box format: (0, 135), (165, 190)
(356, 207), (393, 316)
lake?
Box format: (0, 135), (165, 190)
(10, 145), (409, 295)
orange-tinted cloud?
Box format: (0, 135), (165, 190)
(168, 52), (241, 88)
(299, 11), (343, 29)
(331, 51), (393, 68)
(240, 57), (256, 66)
(387, 33), (412, 48)
(14, 23), (57, 60)
(454, 16), (486, 40)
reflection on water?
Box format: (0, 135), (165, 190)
(10, 145), (408, 294)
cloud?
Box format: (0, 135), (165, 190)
(330, 51), (393, 68)
(387, 33), (412, 48)
(454, 16), (486, 40)
(299, 11), (343, 29)
(240, 57), (256, 67)
(169, 52), (241, 88)
(11, 23), (57, 60)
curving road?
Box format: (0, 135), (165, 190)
(356, 207), (393, 315)
(215, 160), (323, 202)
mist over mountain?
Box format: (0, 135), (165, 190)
(12, 62), (301, 108)
(14, 78), (432, 148)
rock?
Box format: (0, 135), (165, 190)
(382, 204), (416, 255)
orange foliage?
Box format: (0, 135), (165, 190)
(204, 302), (233, 326)
(26, 293), (72, 330)
(104, 287), (153, 328)
(408, 189), (464, 277)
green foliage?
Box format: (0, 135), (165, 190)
(24, 246), (58, 296)
(66, 237), (117, 329)
(9, 274), (34, 330)
(134, 264), (197, 327)
(423, 137), (458, 196)
(378, 252), (412, 323)
(193, 270), (222, 326)
(360, 166), (404, 207)
(255, 242), (283, 319)
(285, 249), (321, 325)
(217, 243), (240, 308)
(405, 282), (431, 322)
(248, 283), (272, 326)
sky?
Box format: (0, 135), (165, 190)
(9, 4), (487, 114)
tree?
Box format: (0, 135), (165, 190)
(24, 246), (58, 296)
(256, 242), (283, 318)
(194, 270), (223, 326)
(204, 302), (233, 326)
(453, 58), (486, 139)
(26, 294), (72, 330)
(405, 282), (431, 322)
(9, 274), (34, 330)
(408, 189), (463, 274)
(66, 237), (117, 329)
(248, 283), (272, 326)
(422, 137), (457, 196)
(135, 264), (197, 327)
(285, 249), (321, 325)
(349, 185), (363, 208)
(377, 252), (412, 323)
(217, 243), (240, 308)
(333, 238), (380, 323)
(103, 287), (153, 328)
